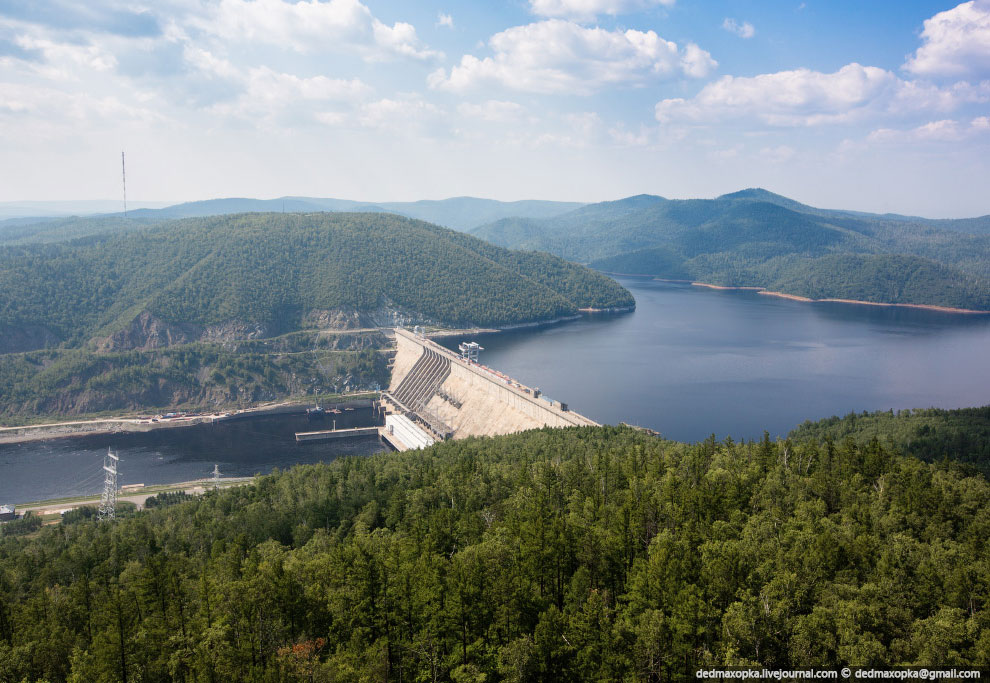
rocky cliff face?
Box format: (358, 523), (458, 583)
(96, 312), (202, 351)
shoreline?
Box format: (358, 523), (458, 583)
(577, 305), (636, 313)
(683, 280), (989, 315)
(600, 272), (990, 314)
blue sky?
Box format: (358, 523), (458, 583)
(1, 0), (989, 216)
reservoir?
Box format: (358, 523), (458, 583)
(442, 277), (990, 442)
(4, 276), (990, 503)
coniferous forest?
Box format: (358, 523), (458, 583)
(1, 425), (988, 681)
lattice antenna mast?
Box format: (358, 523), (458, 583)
(121, 151), (127, 218)
(98, 447), (119, 521)
(212, 463), (221, 490)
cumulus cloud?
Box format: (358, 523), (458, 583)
(760, 145), (796, 163)
(529, 0), (675, 21)
(457, 100), (526, 122)
(437, 13), (454, 29)
(204, 0), (441, 62)
(181, 46), (373, 123)
(868, 116), (990, 143)
(429, 20), (715, 95)
(0, 80), (159, 124)
(904, 0), (990, 78)
(655, 63), (990, 126)
(722, 18), (755, 39)
(357, 95), (444, 131)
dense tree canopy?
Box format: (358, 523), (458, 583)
(0, 425), (987, 681)
(791, 406), (990, 475)
(0, 212), (634, 352)
(0, 332), (389, 421)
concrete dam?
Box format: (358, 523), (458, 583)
(380, 328), (597, 450)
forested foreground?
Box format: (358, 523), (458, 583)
(1, 426), (988, 682)
(791, 407), (990, 476)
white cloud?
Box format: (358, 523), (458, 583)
(760, 145), (795, 163)
(14, 35), (117, 75)
(437, 13), (454, 29)
(0, 81), (159, 124)
(904, 0), (990, 78)
(457, 100), (526, 122)
(245, 66), (371, 103)
(655, 63), (990, 127)
(180, 47), (373, 124)
(530, 111), (603, 148)
(722, 18), (755, 39)
(868, 116), (990, 143)
(429, 20), (715, 95)
(358, 95), (444, 130)
(529, 0), (674, 22)
(204, 0), (441, 61)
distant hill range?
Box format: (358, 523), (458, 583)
(471, 188), (990, 311)
(0, 212), (632, 354)
(0, 196), (584, 244)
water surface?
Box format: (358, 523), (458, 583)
(0, 409), (384, 505)
(440, 278), (990, 442)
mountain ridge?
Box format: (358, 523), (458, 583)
(471, 189), (990, 311)
(0, 212), (633, 354)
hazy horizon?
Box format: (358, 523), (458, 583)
(2, 1), (989, 217)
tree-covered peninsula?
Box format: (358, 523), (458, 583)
(1, 425), (987, 680)
(0, 212), (633, 355)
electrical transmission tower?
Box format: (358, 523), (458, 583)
(98, 447), (119, 521)
(212, 463), (221, 490)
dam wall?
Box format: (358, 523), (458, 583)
(386, 328), (597, 439)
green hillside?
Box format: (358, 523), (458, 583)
(473, 190), (990, 310)
(1, 425), (988, 681)
(0, 331), (389, 421)
(0, 212), (633, 353)
(790, 406), (990, 475)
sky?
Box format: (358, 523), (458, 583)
(1, 0), (989, 217)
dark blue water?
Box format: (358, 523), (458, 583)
(440, 277), (990, 442)
(0, 408), (384, 505)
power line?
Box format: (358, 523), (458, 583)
(98, 447), (118, 521)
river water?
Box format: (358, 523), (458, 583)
(0, 408), (384, 505)
(4, 276), (990, 504)
(441, 277), (990, 442)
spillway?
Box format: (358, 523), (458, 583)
(383, 328), (597, 443)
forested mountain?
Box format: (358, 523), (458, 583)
(0, 331), (389, 420)
(790, 406), (990, 475)
(0, 196), (584, 244)
(471, 189), (990, 310)
(1, 425), (988, 681)
(0, 212), (633, 355)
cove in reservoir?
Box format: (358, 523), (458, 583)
(440, 277), (990, 443)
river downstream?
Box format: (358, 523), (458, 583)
(0, 408), (384, 505)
